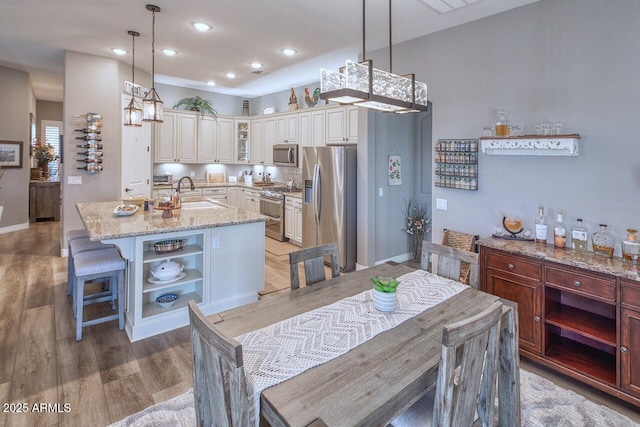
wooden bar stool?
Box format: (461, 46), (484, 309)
(73, 247), (125, 341)
(67, 237), (116, 314)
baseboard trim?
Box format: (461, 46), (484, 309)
(0, 222), (29, 235)
(374, 252), (412, 266)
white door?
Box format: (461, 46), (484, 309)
(122, 95), (151, 198)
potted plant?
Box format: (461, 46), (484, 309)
(370, 276), (400, 312)
(172, 96), (217, 118)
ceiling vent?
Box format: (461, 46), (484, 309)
(251, 70), (264, 74)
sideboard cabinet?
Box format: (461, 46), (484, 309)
(479, 240), (640, 407)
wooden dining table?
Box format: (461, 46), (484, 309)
(215, 263), (520, 427)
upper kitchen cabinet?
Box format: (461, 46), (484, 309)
(155, 110), (197, 163)
(216, 117), (235, 163)
(250, 119), (265, 165)
(277, 113), (298, 144)
(235, 120), (250, 163)
(263, 117), (276, 165)
(326, 106), (358, 145)
(299, 110), (326, 166)
(198, 116), (234, 164)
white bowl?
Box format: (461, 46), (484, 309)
(156, 293), (178, 308)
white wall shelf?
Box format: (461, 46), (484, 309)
(480, 134), (581, 156)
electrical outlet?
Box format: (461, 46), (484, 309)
(436, 198), (448, 210)
(190, 171), (195, 177)
(212, 236), (220, 249)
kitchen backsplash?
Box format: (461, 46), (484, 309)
(153, 163), (300, 185)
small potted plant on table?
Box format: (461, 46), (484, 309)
(370, 276), (400, 312)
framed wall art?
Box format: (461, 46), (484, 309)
(0, 141), (23, 168)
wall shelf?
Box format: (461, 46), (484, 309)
(480, 134), (581, 156)
(435, 139), (478, 191)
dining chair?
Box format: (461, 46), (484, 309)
(421, 241), (480, 289)
(187, 300), (252, 427)
(441, 229), (478, 285)
(289, 242), (340, 290)
(391, 301), (504, 427)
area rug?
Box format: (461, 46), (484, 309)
(109, 368), (639, 426)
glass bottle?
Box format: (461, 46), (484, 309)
(535, 205), (547, 245)
(571, 218), (588, 251)
(553, 209), (566, 249)
(622, 228), (639, 264)
(592, 224), (615, 258)
(495, 110), (510, 137)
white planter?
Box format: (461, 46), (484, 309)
(372, 289), (397, 313)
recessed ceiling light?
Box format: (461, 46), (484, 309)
(281, 48), (297, 56)
(226, 72), (237, 79)
(206, 81), (216, 86)
(112, 48), (127, 56)
(191, 22), (211, 32)
(250, 62), (263, 69)
(162, 49), (177, 56)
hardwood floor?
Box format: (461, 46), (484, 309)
(0, 222), (638, 426)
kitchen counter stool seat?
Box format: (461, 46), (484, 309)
(67, 229), (89, 242)
(67, 237), (116, 314)
(73, 247), (125, 341)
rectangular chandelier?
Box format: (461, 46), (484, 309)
(320, 60), (428, 113)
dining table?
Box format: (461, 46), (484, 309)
(215, 262), (520, 427)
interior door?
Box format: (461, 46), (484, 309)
(121, 95), (151, 198)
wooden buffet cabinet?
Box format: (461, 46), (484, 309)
(479, 238), (640, 407)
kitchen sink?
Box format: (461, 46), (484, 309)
(181, 200), (225, 210)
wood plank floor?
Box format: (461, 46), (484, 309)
(0, 222), (638, 426)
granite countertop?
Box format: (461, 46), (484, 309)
(77, 201), (268, 241)
(477, 237), (640, 282)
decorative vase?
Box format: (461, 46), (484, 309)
(372, 289), (397, 312)
(38, 161), (49, 179)
(412, 230), (425, 261)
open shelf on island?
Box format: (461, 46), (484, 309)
(142, 291), (203, 319)
(143, 268), (203, 293)
(143, 244), (203, 263)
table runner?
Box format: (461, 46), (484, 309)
(235, 269), (468, 426)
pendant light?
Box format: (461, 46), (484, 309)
(142, 4), (164, 122)
(320, 0), (428, 113)
(124, 30), (142, 127)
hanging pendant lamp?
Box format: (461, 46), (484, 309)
(124, 30), (143, 127)
(142, 4), (164, 122)
(320, 0), (428, 113)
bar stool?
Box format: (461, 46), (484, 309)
(67, 237), (116, 314)
(73, 247), (125, 341)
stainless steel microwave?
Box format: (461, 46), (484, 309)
(153, 173), (173, 184)
(273, 144), (298, 167)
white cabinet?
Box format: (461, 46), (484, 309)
(299, 110), (326, 165)
(250, 119), (265, 164)
(198, 116), (234, 163)
(235, 120), (250, 163)
(263, 117), (276, 165)
(285, 195), (303, 246)
(244, 189), (261, 214)
(217, 117), (235, 163)
(326, 106), (358, 145)
(277, 113), (298, 144)
(227, 187), (241, 208)
(155, 111), (198, 162)
(202, 187), (227, 204)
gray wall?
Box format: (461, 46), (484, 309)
(36, 100), (63, 137)
(0, 66), (34, 228)
(369, 0), (639, 256)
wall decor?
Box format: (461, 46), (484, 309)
(388, 155), (402, 185)
(434, 139), (478, 191)
(0, 141), (23, 168)
(74, 113), (103, 173)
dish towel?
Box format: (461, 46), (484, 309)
(234, 269), (469, 426)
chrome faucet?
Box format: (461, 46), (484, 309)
(175, 176), (196, 207)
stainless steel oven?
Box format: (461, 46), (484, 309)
(260, 194), (286, 241)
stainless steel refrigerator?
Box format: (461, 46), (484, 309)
(302, 146), (357, 272)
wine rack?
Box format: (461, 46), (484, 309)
(434, 139), (478, 191)
(74, 113), (103, 173)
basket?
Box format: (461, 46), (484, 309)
(153, 239), (186, 254)
(441, 229), (478, 285)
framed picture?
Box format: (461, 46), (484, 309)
(0, 141), (23, 168)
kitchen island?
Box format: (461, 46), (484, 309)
(77, 200), (268, 341)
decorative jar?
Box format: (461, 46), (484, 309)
(592, 224), (615, 258)
(622, 228), (639, 264)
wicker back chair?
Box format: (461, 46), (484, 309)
(441, 229), (478, 285)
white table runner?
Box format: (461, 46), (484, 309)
(235, 269), (469, 426)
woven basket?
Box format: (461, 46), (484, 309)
(153, 239), (186, 254)
(441, 229), (477, 284)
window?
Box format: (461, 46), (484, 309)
(41, 120), (62, 178)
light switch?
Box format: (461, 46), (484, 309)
(378, 187), (383, 197)
(212, 236), (220, 249)
(436, 198), (448, 210)
(190, 171), (196, 177)
(68, 176), (82, 185)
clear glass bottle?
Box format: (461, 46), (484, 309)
(592, 224), (615, 258)
(622, 228), (639, 264)
(535, 205), (547, 245)
(495, 109), (510, 137)
(553, 209), (566, 249)
(571, 218), (589, 251)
